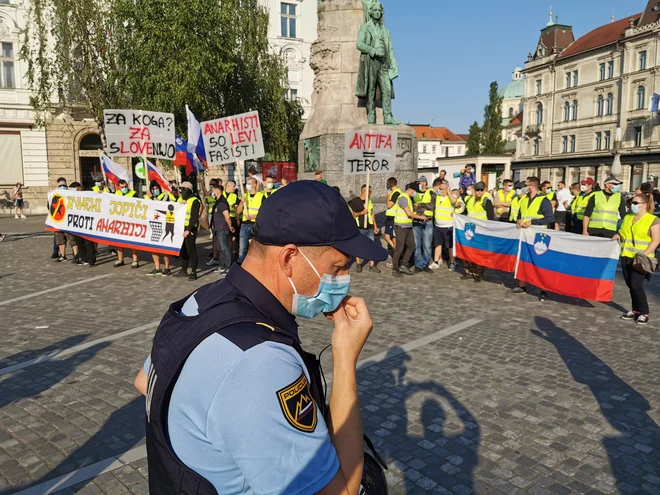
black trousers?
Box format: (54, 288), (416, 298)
(621, 258), (650, 315)
(81, 239), (96, 265)
(392, 226), (415, 270)
(180, 231), (198, 272)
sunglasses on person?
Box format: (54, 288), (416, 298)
(475, 188), (485, 192)
(631, 200), (647, 205)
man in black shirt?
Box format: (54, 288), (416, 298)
(211, 185), (235, 275)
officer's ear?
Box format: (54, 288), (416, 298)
(278, 244), (299, 278)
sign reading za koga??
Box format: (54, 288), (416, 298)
(201, 111), (265, 166)
(344, 130), (398, 175)
(104, 109), (176, 160)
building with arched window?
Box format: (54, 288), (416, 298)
(514, 1), (660, 193)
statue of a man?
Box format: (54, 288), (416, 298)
(355, 1), (399, 125)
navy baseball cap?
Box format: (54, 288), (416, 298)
(255, 181), (388, 262)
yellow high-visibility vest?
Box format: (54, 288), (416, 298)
(386, 187), (401, 217)
(242, 192), (265, 222)
(519, 194), (547, 228)
(394, 193), (413, 226)
(496, 189), (515, 216)
(115, 189), (136, 198)
(619, 213), (656, 259)
(588, 191), (621, 231)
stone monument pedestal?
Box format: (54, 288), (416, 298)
(297, 0), (417, 203)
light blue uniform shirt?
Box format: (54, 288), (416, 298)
(144, 294), (339, 494)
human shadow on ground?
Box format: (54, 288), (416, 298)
(532, 317), (660, 493)
(0, 334), (90, 369)
(0, 342), (110, 409)
(2, 396), (145, 495)
(358, 348), (481, 494)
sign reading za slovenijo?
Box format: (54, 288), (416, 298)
(344, 130), (398, 175)
(103, 109), (176, 160)
(201, 110), (265, 165)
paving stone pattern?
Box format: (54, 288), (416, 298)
(0, 225), (659, 494)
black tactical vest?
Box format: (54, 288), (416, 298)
(145, 281), (326, 495)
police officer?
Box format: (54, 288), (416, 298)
(114, 179), (140, 268)
(134, 181), (388, 494)
(176, 181), (201, 281)
(582, 175), (627, 239)
(145, 180), (177, 276)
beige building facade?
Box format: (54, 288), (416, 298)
(514, 1), (660, 191)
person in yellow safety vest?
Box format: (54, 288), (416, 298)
(384, 177), (401, 258)
(494, 179), (515, 221)
(413, 176), (435, 273)
(429, 179), (458, 271)
(509, 181), (527, 222)
(206, 178), (221, 266)
(582, 175), (628, 239)
(236, 177), (264, 264)
(114, 179), (140, 269)
(223, 180), (240, 260)
(392, 183), (428, 277)
(263, 175), (277, 198)
(510, 176), (555, 301)
(348, 184), (381, 273)
(92, 175), (110, 193)
(613, 193), (660, 325)
(571, 177), (596, 234)
(174, 181), (201, 281)
(540, 181), (558, 228)
(565, 182), (582, 232)
(461, 181), (495, 283)
(145, 180), (177, 276)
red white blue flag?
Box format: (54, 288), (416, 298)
(145, 159), (172, 192)
(454, 216), (519, 273)
(101, 154), (131, 189)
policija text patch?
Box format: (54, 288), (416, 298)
(276, 373), (317, 433)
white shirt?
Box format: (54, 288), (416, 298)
(556, 187), (573, 212)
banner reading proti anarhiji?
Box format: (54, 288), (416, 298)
(45, 190), (186, 256)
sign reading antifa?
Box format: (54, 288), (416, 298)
(104, 109), (176, 160)
(200, 110), (265, 166)
(45, 190), (187, 256)
(344, 130), (398, 175)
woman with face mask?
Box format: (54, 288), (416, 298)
(613, 193), (660, 325)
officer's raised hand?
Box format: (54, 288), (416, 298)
(326, 296), (373, 366)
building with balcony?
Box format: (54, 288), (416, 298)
(514, 1), (660, 191)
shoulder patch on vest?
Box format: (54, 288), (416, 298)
(276, 373), (317, 433)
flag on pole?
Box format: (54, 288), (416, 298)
(174, 136), (194, 175)
(649, 93), (660, 113)
(515, 229), (620, 302)
(145, 159), (172, 192)
(454, 215), (520, 273)
(186, 105), (207, 161)
(193, 155), (205, 174)
(101, 154), (131, 189)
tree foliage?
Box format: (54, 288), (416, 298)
(21, 0), (301, 161)
(466, 121), (481, 155)
(480, 81), (505, 154)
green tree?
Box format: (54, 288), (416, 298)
(480, 81), (505, 154)
(21, 0), (301, 161)
(466, 121), (481, 155)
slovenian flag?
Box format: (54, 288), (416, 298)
(145, 159), (172, 192)
(515, 229), (621, 302)
(454, 215), (519, 273)
(101, 154), (131, 189)
(186, 105), (207, 162)
(174, 136), (194, 175)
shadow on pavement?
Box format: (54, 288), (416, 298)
(0, 334), (90, 369)
(2, 397), (145, 495)
(359, 348), (481, 494)
(532, 316), (660, 494)
(0, 342), (110, 410)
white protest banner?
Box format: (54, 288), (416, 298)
(103, 109), (176, 160)
(344, 130), (397, 175)
(45, 190), (186, 256)
(201, 110), (264, 166)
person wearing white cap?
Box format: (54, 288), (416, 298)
(582, 175), (627, 239)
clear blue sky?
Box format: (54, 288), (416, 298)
(385, 0), (645, 133)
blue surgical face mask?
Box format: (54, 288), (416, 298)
(631, 204), (641, 214)
(95, 182), (102, 187)
(152, 189), (161, 196)
(516, 188), (523, 196)
(121, 187), (129, 194)
(246, 184), (254, 192)
(288, 249), (351, 319)
(612, 185), (621, 193)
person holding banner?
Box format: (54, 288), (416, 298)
(348, 185), (381, 273)
(510, 177), (554, 301)
(614, 193), (660, 325)
(114, 180), (140, 268)
(92, 175), (110, 194)
(175, 182), (201, 281)
(236, 177), (265, 264)
(462, 182), (495, 283)
(145, 180), (177, 276)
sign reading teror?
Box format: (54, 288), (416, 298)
(103, 109), (176, 160)
(201, 110), (265, 166)
(344, 130), (398, 175)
